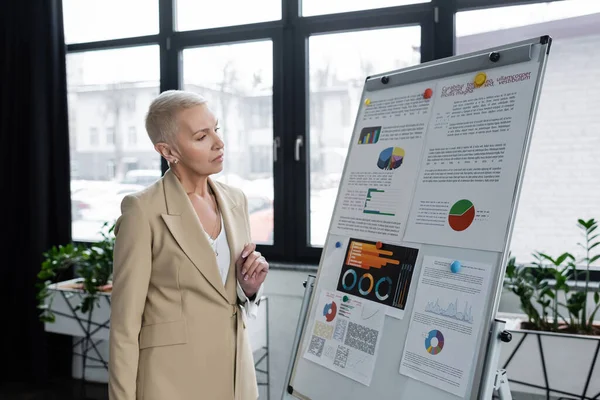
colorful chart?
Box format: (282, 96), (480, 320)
(448, 199), (476, 231)
(377, 147), (405, 170)
(358, 126), (381, 144)
(323, 301), (337, 322)
(337, 239), (419, 310)
(344, 240), (400, 270)
(425, 329), (445, 355)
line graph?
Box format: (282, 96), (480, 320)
(425, 298), (474, 324)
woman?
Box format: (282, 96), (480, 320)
(108, 90), (269, 400)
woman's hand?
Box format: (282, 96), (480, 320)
(236, 243), (269, 298)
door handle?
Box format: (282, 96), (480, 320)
(294, 135), (304, 162)
(273, 137), (281, 162)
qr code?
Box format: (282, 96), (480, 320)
(333, 345), (349, 368)
(344, 322), (379, 355)
(313, 321), (334, 339)
(333, 319), (348, 342)
(308, 335), (325, 357)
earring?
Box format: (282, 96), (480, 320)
(173, 159), (178, 164)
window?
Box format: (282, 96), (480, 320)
(106, 127), (115, 145)
(126, 96), (136, 112)
(308, 26), (421, 246)
(303, 0), (430, 17)
(62, 0), (159, 44)
(64, 0), (433, 263)
(67, 46), (161, 242)
(107, 160), (116, 179)
(250, 145), (272, 174)
(89, 127), (98, 146)
(175, 0), (281, 31)
(182, 41), (274, 245)
(249, 97), (272, 129)
(456, 2), (600, 265)
(128, 126), (137, 146)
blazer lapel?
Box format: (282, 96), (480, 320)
(161, 169), (231, 302)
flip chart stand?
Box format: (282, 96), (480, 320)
(283, 275), (316, 398)
(480, 319), (514, 399)
(282, 36), (551, 400)
(494, 370), (513, 400)
(283, 278), (515, 400)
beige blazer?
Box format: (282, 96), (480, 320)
(108, 169), (258, 400)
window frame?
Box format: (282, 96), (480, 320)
(288, 2), (436, 262)
(67, 0), (579, 266)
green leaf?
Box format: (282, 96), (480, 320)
(556, 252), (574, 266)
(589, 242), (600, 252)
(595, 291), (600, 304)
(40, 314), (55, 324)
(588, 302), (600, 328)
(538, 253), (556, 264)
(590, 254), (600, 264)
(505, 263), (515, 277)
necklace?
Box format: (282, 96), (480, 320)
(188, 187), (221, 256)
(207, 232), (219, 256)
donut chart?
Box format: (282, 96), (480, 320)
(342, 269), (358, 291)
(425, 329), (445, 355)
(323, 301), (337, 322)
(375, 276), (393, 301)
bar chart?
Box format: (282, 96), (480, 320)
(363, 188), (401, 217)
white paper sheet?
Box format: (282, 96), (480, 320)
(399, 256), (493, 398)
(303, 289), (386, 386)
(329, 83), (435, 242)
(403, 63), (539, 251)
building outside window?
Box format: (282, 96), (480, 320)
(128, 126), (137, 146)
(89, 127), (98, 146)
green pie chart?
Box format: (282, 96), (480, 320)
(448, 199), (476, 231)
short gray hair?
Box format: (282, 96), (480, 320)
(145, 90), (207, 145)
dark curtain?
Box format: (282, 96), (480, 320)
(0, 0), (73, 384)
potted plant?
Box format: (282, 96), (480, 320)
(37, 222), (115, 323)
(500, 218), (600, 399)
(36, 222), (115, 382)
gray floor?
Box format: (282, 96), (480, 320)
(510, 394), (566, 400)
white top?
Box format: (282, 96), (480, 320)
(206, 215), (262, 320)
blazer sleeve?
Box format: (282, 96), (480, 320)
(109, 195), (152, 400)
(236, 189), (264, 318)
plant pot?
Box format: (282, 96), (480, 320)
(497, 312), (600, 399)
(44, 278), (111, 341)
(44, 278), (112, 383)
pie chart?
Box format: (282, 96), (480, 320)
(377, 147), (405, 170)
(323, 301), (337, 322)
(425, 329), (445, 355)
(448, 199), (475, 231)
